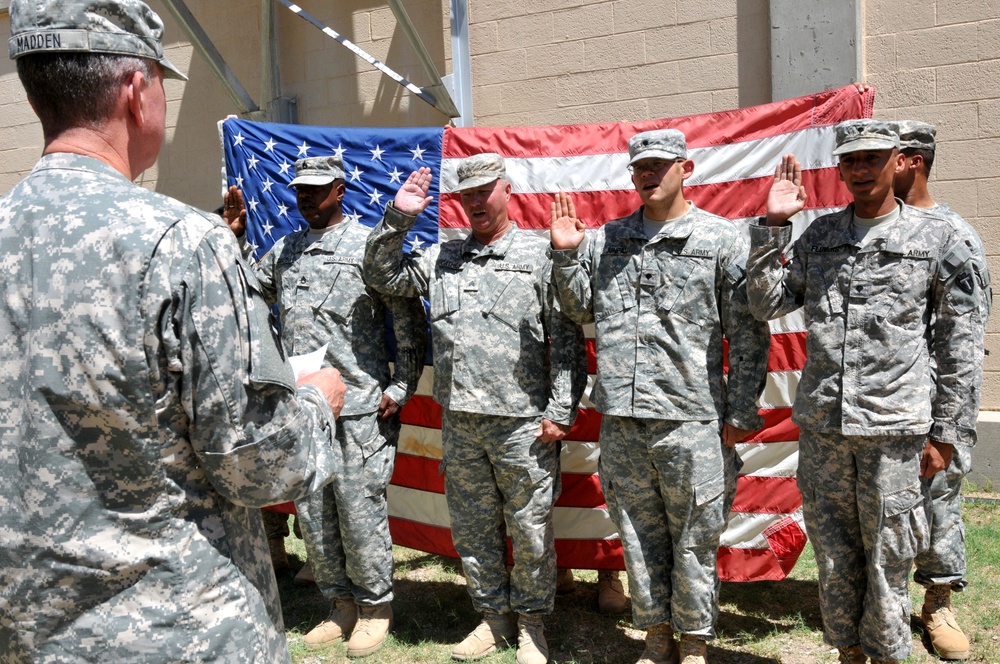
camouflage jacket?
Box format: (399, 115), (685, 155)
(747, 203), (985, 446)
(363, 204), (587, 424)
(929, 202), (992, 322)
(551, 206), (770, 430)
(0, 154), (340, 663)
(252, 217), (426, 418)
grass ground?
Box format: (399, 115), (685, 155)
(277, 498), (1000, 663)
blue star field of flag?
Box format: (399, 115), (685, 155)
(222, 118), (444, 261)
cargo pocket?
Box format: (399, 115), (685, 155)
(241, 266), (295, 391)
(429, 277), (460, 321)
(683, 469), (727, 545)
(316, 268), (355, 323)
(694, 470), (725, 507)
(877, 482), (928, 566)
(484, 273), (534, 331)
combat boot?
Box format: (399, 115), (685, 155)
(304, 598), (358, 649)
(452, 613), (515, 660)
(638, 623), (678, 664)
(678, 633), (707, 664)
(838, 644), (867, 664)
(597, 569), (628, 614)
(268, 537), (289, 573)
(516, 614), (548, 664)
(922, 584), (970, 660)
(347, 603), (393, 657)
(556, 568), (576, 594)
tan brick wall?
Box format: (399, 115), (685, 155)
(468, 0), (770, 126)
(864, 0), (1000, 407)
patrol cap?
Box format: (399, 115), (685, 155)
(832, 119), (900, 156)
(893, 120), (936, 151)
(454, 153), (506, 191)
(627, 129), (687, 166)
(287, 155), (346, 188)
(8, 0), (187, 80)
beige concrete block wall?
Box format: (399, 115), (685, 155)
(864, 0), (1000, 408)
(468, 0), (771, 126)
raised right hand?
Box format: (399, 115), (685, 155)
(394, 167), (434, 216)
(298, 368), (346, 420)
(550, 191), (586, 250)
(223, 185), (248, 237)
(765, 155), (807, 226)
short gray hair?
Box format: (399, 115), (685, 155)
(16, 52), (154, 140)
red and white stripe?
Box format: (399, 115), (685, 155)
(387, 85), (874, 582)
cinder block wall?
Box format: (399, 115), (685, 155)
(864, 0), (1000, 407)
(468, 0), (771, 126)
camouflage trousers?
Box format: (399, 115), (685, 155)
(296, 412), (399, 606)
(599, 416), (731, 635)
(915, 444), (971, 590)
(797, 430), (929, 662)
(441, 410), (560, 616)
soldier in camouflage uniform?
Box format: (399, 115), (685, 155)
(549, 129), (771, 664)
(363, 157), (587, 664)
(224, 156), (426, 657)
(0, 1), (348, 662)
(747, 120), (985, 664)
(891, 120), (991, 661)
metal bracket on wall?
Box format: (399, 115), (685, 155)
(159, 0), (266, 118)
(274, 0), (460, 119)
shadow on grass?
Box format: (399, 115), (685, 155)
(718, 578), (824, 639)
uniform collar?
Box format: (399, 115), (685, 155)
(462, 221), (519, 259)
(626, 205), (698, 243)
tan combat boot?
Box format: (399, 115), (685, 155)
(304, 598), (358, 649)
(346, 603), (393, 657)
(267, 537), (289, 573)
(516, 614), (549, 664)
(838, 644), (867, 664)
(597, 569), (628, 614)
(452, 613), (516, 660)
(678, 633), (707, 664)
(638, 623), (678, 664)
(556, 568), (576, 594)
(922, 584), (970, 660)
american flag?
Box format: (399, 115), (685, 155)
(222, 84), (874, 582)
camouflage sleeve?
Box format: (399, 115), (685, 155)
(746, 221), (806, 321)
(720, 233), (770, 430)
(967, 236), (992, 322)
(929, 238), (985, 447)
(171, 223), (339, 506)
(542, 258), (588, 426)
(380, 291), (428, 407)
(241, 233), (278, 307)
(363, 203), (432, 298)
(549, 237), (597, 325)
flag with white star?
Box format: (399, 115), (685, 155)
(223, 119), (443, 260)
(225, 85), (875, 582)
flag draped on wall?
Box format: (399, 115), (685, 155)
(222, 84), (875, 582)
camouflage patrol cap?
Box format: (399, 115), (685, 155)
(287, 155), (346, 188)
(8, 0), (187, 80)
(455, 153), (505, 191)
(893, 120), (936, 151)
(627, 129), (687, 166)
(832, 119), (900, 156)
